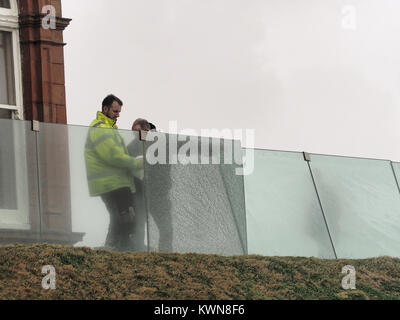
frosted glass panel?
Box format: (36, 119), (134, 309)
(219, 141), (248, 254)
(310, 155), (400, 259)
(244, 150), (336, 259)
(0, 119), (36, 231)
(126, 130), (147, 252)
(0, 119), (17, 210)
(38, 123), (146, 250)
(69, 124), (113, 248)
(143, 133), (246, 255)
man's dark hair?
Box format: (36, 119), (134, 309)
(133, 118), (151, 131)
(102, 94), (123, 110)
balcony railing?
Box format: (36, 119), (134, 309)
(0, 118), (400, 259)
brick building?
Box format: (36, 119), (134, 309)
(0, 0), (83, 244)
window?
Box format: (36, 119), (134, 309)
(0, 0), (11, 9)
(0, 0), (22, 120)
(0, 31), (16, 107)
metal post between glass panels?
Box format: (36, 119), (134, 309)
(33, 124), (43, 240)
(305, 156), (338, 260)
(390, 162), (400, 196)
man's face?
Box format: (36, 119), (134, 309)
(103, 101), (121, 121)
(132, 123), (151, 132)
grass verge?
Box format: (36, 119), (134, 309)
(1, 244), (399, 300)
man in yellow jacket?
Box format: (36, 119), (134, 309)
(85, 94), (143, 251)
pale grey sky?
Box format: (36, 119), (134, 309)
(62, 0), (400, 161)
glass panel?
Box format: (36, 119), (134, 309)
(0, 0), (11, 9)
(143, 132), (246, 255)
(0, 119), (37, 232)
(244, 149), (336, 259)
(219, 139), (248, 254)
(38, 122), (146, 251)
(126, 130), (147, 252)
(0, 31), (16, 106)
(310, 155), (400, 259)
(0, 119), (17, 210)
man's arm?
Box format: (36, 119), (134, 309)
(127, 138), (144, 158)
(90, 128), (143, 170)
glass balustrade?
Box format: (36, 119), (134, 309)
(0, 118), (400, 259)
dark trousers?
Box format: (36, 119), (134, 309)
(131, 190), (174, 253)
(100, 188), (135, 251)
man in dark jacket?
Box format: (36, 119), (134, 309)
(128, 119), (173, 253)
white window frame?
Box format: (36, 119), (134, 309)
(0, 0), (29, 230)
(0, 0), (24, 120)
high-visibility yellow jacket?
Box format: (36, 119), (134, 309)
(85, 112), (143, 197)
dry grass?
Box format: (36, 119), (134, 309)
(0, 244), (399, 300)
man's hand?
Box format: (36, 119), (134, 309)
(133, 156), (144, 169)
(134, 169), (145, 181)
(119, 206), (135, 225)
